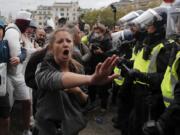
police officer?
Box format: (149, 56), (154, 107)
(112, 12), (148, 133)
(111, 29), (135, 134)
(143, 1), (180, 135)
(111, 13), (146, 134)
(123, 7), (173, 135)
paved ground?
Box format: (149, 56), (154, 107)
(10, 100), (121, 135)
(79, 106), (121, 135)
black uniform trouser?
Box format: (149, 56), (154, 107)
(88, 84), (110, 109)
(111, 83), (119, 105)
(175, 127), (180, 135)
(98, 84), (110, 109)
(88, 85), (97, 104)
(112, 83), (132, 135)
(128, 84), (165, 135)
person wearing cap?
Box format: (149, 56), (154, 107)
(25, 20), (38, 42)
(4, 10), (32, 135)
(44, 18), (55, 34)
(22, 20), (42, 74)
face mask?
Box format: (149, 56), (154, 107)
(93, 33), (101, 38)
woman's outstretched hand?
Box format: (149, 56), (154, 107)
(90, 55), (119, 85)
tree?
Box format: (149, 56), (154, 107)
(83, 10), (99, 26)
(82, 1), (162, 28)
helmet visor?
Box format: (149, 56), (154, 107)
(131, 9), (162, 30)
(118, 11), (140, 24)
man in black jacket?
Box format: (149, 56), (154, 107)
(88, 23), (113, 110)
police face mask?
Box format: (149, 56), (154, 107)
(166, 8), (180, 39)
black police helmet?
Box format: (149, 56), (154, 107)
(153, 7), (167, 28)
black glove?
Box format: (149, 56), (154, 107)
(120, 63), (140, 79)
(143, 120), (164, 135)
(123, 64), (140, 78)
(117, 57), (133, 67)
(128, 69), (141, 79)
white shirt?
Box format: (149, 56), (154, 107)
(21, 34), (37, 74)
(4, 23), (21, 57)
(4, 23), (23, 75)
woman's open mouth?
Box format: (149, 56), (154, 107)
(63, 50), (69, 56)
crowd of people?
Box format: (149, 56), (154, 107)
(0, 0), (180, 135)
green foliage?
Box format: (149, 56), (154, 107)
(82, 0), (162, 28)
(82, 10), (99, 26)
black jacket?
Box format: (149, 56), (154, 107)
(134, 31), (173, 90)
(159, 80), (180, 135)
(158, 46), (180, 135)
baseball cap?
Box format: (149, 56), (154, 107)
(16, 11), (31, 21)
(0, 20), (4, 28)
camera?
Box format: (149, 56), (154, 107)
(89, 33), (103, 51)
(91, 42), (101, 50)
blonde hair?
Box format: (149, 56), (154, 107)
(48, 27), (83, 73)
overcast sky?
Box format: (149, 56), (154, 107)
(0, 0), (120, 17)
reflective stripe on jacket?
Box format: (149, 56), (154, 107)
(161, 51), (180, 107)
(113, 66), (124, 86)
(133, 43), (164, 85)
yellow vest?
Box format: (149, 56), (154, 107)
(130, 47), (136, 61)
(113, 66), (125, 86)
(133, 43), (164, 85)
(130, 47), (141, 61)
(81, 35), (89, 46)
(161, 51), (180, 107)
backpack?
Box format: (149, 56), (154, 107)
(0, 40), (10, 63)
(25, 47), (48, 89)
(0, 40), (9, 96)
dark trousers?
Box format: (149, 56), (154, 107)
(98, 83), (111, 109)
(116, 85), (133, 135)
(88, 84), (110, 109)
(111, 83), (119, 105)
(128, 84), (165, 135)
(88, 85), (97, 104)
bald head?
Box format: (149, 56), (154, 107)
(36, 28), (46, 39)
(35, 28), (46, 47)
